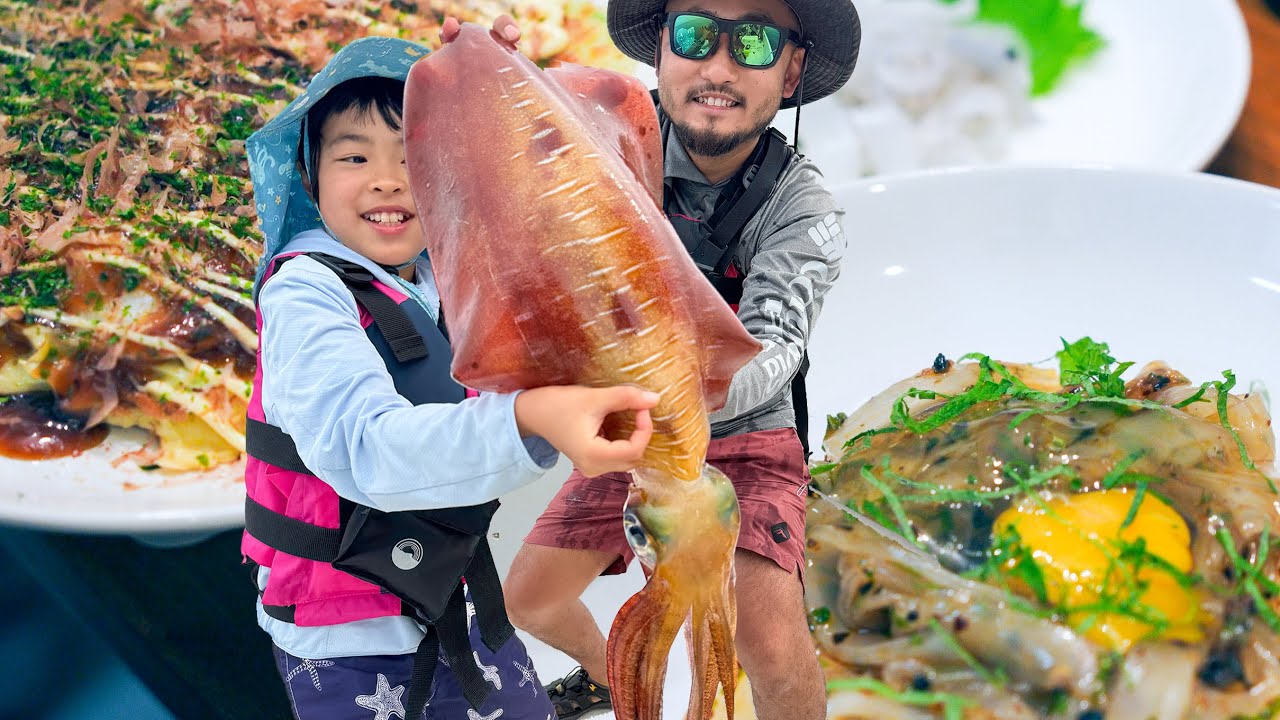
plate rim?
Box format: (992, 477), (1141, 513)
(828, 162), (1280, 200)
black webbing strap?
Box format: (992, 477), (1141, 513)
(244, 495), (343, 563)
(404, 625), (442, 720)
(792, 353), (811, 458)
(308, 254), (428, 363)
(245, 417), (312, 475)
(403, 539), (514, 717)
(707, 129), (789, 276)
(467, 539), (517, 654)
(446, 582), (495, 711)
(261, 602), (297, 624)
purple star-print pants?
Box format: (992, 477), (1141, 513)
(272, 619), (553, 720)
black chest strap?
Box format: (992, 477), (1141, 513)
(307, 253), (429, 363)
(704, 129), (789, 274)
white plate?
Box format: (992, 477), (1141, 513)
(806, 165), (1280, 456)
(766, 0), (1253, 181)
(0, 427), (244, 538)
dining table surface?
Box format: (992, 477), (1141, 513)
(1207, 0), (1280, 187)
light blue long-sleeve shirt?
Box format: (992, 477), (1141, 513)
(254, 229), (557, 658)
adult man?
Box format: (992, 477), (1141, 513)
(502, 0), (860, 717)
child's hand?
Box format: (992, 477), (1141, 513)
(440, 15), (521, 45)
(515, 385), (658, 477)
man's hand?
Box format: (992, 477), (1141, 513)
(514, 385), (658, 477)
(440, 14), (521, 45)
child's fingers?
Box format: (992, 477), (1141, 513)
(573, 412), (649, 473)
(587, 434), (647, 466)
(492, 14), (521, 42)
(440, 16), (461, 43)
(629, 409), (654, 447)
(599, 385), (660, 413)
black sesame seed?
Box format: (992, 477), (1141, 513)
(932, 353), (950, 374)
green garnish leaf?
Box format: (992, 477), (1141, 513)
(1010, 539), (1049, 605)
(971, 0), (1106, 96)
(1216, 528), (1280, 634)
(826, 677), (973, 720)
(1118, 481), (1147, 530)
(0, 267), (71, 308)
(861, 461), (916, 543)
(1056, 336), (1128, 397)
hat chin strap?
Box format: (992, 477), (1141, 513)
(791, 42), (811, 152)
(382, 257), (419, 274)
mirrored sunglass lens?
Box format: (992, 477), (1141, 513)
(733, 23), (781, 66)
(672, 15), (718, 57)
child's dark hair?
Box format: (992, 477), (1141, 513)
(300, 77), (405, 199)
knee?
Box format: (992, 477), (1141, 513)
(501, 571), (547, 630)
(735, 622), (819, 686)
(735, 628), (790, 676)
(501, 553), (569, 631)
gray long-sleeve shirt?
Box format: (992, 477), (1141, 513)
(662, 124), (846, 439)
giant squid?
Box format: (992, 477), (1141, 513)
(402, 24), (762, 720)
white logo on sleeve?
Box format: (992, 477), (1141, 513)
(391, 539), (423, 570)
(806, 213), (844, 256)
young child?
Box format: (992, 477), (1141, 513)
(241, 36), (657, 720)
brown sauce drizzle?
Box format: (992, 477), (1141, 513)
(0, 393), (109, 459)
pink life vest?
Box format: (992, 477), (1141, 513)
(241, 252), (472, 626)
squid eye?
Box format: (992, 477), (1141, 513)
(623, 510), (658, 568)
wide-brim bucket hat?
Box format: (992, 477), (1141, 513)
(246, 36), (431, 291)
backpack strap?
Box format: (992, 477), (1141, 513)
(403, 539), (515, 718)
(705, 128), (789, 275)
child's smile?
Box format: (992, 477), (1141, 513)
(361, 205), (416, 234)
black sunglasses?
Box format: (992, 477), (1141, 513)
(661, 11), (803, 69)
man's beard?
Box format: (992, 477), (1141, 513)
(661, 85), (779, 158)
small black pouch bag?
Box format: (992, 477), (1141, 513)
(331, 500), (514, 718)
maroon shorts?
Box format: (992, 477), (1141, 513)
(525, 427), (809, 578)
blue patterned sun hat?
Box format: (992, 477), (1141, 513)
(247, 36), (431, 291)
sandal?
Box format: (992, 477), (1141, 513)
(545, 666), (612, 719)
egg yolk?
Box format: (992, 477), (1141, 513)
(994, 488), (1205, 651)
